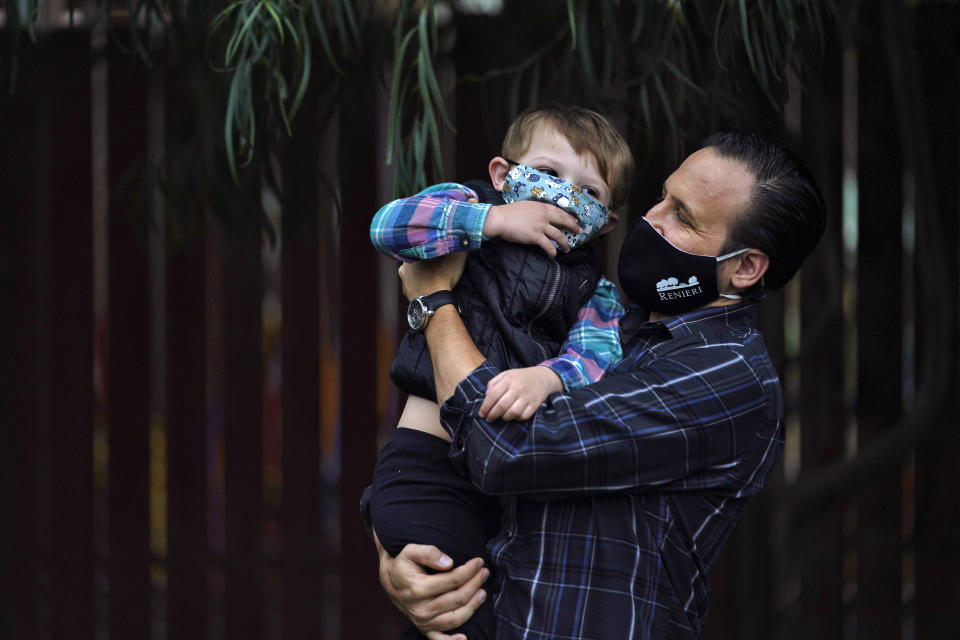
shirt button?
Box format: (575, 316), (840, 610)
(460, 236), (470, 248)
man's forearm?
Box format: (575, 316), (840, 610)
(424, 306), (486, 404)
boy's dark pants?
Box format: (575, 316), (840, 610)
(369, 427), (502, 640)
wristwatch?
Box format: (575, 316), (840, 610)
(407, 290), (458, 332)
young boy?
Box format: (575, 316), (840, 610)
(362, 104), (635, 639)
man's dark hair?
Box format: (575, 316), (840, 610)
(705, 130), (827, 290)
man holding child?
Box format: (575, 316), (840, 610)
(369, 109), (826, 639)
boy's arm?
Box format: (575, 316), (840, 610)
(371, 183), (582, 262)
(370, 183), (490, 262)
(538, 277), (625, 388)
(480, 278), (624, 421)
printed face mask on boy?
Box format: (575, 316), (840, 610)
(501, 163), (610, 250)
(617, 217), (748, 315)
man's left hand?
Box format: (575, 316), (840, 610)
(399, 252), (468, 301)
(480, 366), (563, 421)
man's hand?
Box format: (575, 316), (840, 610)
(399, 252), (468, 301)
(480, 366), (563, 421)
(484, 201), (581, 258)
(375, 532), (490, 640)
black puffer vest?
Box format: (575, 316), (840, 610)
(390, 180), (603, 400)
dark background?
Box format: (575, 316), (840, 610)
(1, 1), (958, 638)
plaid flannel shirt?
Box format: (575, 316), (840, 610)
(440, 300), (784, 639)
(370, 183), (624, 390)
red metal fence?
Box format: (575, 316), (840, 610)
(1, 3), (958, 639)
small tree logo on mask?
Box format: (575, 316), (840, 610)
(656, 276), (703, 301)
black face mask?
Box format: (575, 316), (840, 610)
(617, 218), (747, 315)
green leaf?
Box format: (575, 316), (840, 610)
(630, 0), (647, 42)
(417, 7), (453, 130)
(263, 1), (285, 46)
(712, 1), (730, 71)
(662, 58), (706, 98)
(227, 2), (265, 65)
(211, 2), (243, 34)
(575, 5), (600, 101)
(385, 26), (418, 164)
(282, 15), (301, 51)
(308, 0), (344, 74)
(567, 0), (577, 50)
(225, 60), (247, 182)
(287, 18), (311, 123)
(738, 0), (758, 74)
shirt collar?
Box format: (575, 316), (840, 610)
(633, 294), (764, 340)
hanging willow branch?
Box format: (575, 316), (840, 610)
(378, 0), (841, 193)
(5, 0), (843, 208)
(208, 0), (314, 182)
(385, 0), (456, 196)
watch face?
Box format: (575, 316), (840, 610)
(407, 299), (427, 331)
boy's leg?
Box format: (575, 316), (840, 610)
(369, 427), (500, 639)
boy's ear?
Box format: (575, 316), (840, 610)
(488, 156), (511, 192)
(598, 211), (619, 235)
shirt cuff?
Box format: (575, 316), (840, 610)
(444, 199), (490, 249)
(439, 361), (498, 444)
(538, 358), (586, 392)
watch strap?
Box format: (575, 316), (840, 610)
(420, 290), (457, 313)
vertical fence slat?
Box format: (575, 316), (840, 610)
(166, 230), (209, 638)
(106, 41), (152, 640)
(164, 61), (211, 640)
(913, 4), (960, 638)
(1, 33), (41, 640)
(856, 3), (904, 636)
(164, 58), (211, 637)
(281, 84), (323, 638)
(797, 25), (846, 640)
(45, 30), (95, 640)
(223, 216), (264, 639)
(339, 65), (397, 639)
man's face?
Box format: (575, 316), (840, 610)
(514, 123), (611, 208)
(643, 147), (754, 257)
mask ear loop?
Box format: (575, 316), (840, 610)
(716, 248), (751, 300)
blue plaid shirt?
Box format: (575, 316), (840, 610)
(440, 299), (784, 639)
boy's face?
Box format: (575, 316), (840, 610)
(495, 123), (612, 208)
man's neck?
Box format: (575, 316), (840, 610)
(647, 295), (741, 323)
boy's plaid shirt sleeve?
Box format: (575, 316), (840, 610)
(538, 276), (624, 390)
(370, 183), (490, 262)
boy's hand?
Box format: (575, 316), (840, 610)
(374, 531), (489, 639)
(484, 202), (580, 258)
(480, 366), (564, 421)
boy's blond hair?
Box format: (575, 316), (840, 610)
(501, 103), (635, 212)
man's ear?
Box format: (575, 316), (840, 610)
(730, 249), (770, 291)
(598, 212), (619, 235)
(488, 156), (511, 192)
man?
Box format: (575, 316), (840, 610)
(376, 131), (826, 639)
